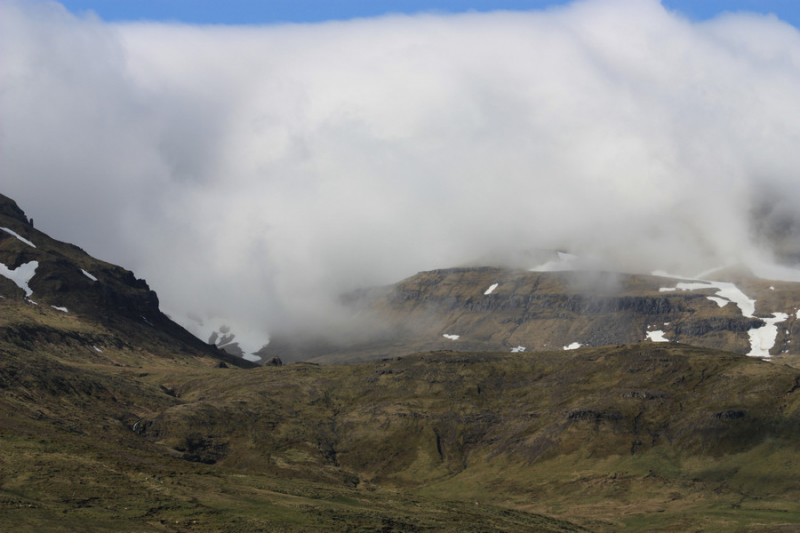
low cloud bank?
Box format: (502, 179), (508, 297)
(3, 0), (800, 352)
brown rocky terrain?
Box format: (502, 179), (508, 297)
(262, 266), (800, 365)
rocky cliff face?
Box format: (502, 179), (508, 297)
(0, 194), (254, 368)
(263, 266), (800, 364)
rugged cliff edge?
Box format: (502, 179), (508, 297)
(0, 193), (255, 369)
(261, 266), (800, 364)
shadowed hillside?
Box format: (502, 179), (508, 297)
(4, 193), (800, 531)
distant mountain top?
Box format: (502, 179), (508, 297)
(262, 266), (800, 365)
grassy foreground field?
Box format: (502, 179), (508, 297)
(4, 297), (800, 532)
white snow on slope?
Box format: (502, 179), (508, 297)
(510, 346), (526, 353)
(81, 269), (98, 282)
(0, 227), (36, 248)
(563, 342), (582, 350)
(0, 260), (38, 297)
(707, 297), (730, 308)
(646, 330), (669, 342)
(665, 281), (756, 318)
(484, 283), (498, 295)
(711, 284), (756, 318)
(443, 334), (460, 340)
(93, 346), (103, 353)
(748, 313), (788, 357)
(51, 306), (68, 313)
(657, 272), (790, 357)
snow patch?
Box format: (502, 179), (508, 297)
(707, 297), (730, 308)
(748, 313), (788, 357)
(93, 346), (103, 353)
(0, 260), (38, 297)
(664, 281), (755, 318)
(443, 334), (460, 340)
(770, 286), (775, 290)
(563, 342), (582, 350)
(51, 306), (68, 313)
(0, 227), (36, 248)
(646, 330), (669, 343)
(510, 346), (526, 353)
(81, 269), (98, 282)
(484, 283), (498, 295)
(659, 276), (792, 357)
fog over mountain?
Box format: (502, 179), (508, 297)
(3, 0), (800, 350)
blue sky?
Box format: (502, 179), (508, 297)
(55, 0), (800, 28)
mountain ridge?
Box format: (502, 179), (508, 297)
(0, 193), (255, 369)
(261, 265), (800, 366)
(4, 193), (800, 531)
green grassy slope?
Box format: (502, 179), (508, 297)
(7, 329), (798, 531)
(0, 293), (587, 532)
(149, 343), (800, 531)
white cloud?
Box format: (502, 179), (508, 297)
(3, 0), (800, 343)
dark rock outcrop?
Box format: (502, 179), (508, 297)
(265, 356), (283, 367)
(0, 194), (256, 369)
